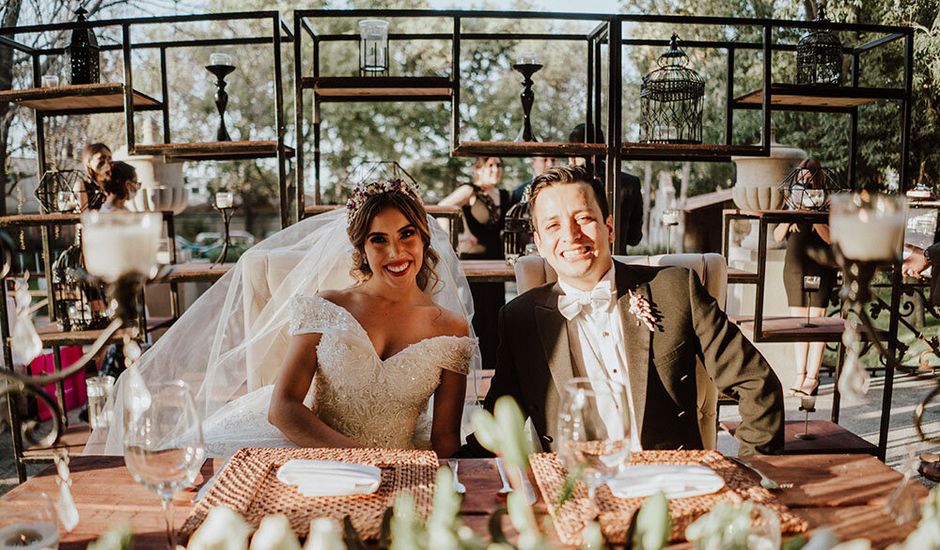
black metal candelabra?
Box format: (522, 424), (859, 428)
(212, 202), (238, 267)
(513, 62), (542, 142)
(206, 63), (235, 142)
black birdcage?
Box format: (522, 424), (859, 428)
(503, 187), (534, 263)
(640, 34), (705, 144)
(34, 168), (83, 213)
(51, 237), (108, 332)
(796, 6), (843, 86)
(68, 7), (100, 85)
(778, 165), (847, 211)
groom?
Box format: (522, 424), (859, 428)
(463, 165), (783, 457)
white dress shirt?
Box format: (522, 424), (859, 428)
(557, 266), (643, 451)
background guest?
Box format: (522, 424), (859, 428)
(773, 158), (835, 396)
(99, 161), (140, 212)
(76, 142), (112, 211)
(509, 156), (557, 207)
(439, 157), (508, 369)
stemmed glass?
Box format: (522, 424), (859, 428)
(556, 377), (632, 500)
(124, 381), (205, 548)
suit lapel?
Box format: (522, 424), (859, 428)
(534, 283), (575, 440)
(615, 262), (651, 438)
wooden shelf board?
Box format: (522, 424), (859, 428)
(155, 262), (233, 283)
(306, 76), (452, 101)
(0, 213), (81, 228)
(461, 259), (515, 282)
(134, 141), (294, 161)
(734, 84), (905, 108)
(621, 143), (765, 161)
(722, 420), (878, 455)
(0, 83), (162, 114)
(22, 424), (92, 461)
(723, 209), (830, 223)
(304, 204), (461, 217)
(35, 316), (173, 345)
(453, 141), (606, 158)
(727, 267), (758, 284)
(730, 315), (888, 343)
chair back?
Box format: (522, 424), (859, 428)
(513, 253), (728, 449)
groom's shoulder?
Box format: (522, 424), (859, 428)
(503, 281), (556, 315)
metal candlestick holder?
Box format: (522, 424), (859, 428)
(802, 275), (822, 327)
(794, 395), (817, 440)
(205, 63), (236, 142)
(212, 202), (238, 267)
(513, 62), (543, 142)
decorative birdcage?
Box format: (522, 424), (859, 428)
(503, 186), (534, 263)
(34, 168), (82, 213)
(778, 165), (847, 211)
(640, 34), (705, 144)
(51, 229), (110, 332)
(796, 6), (843, 86)
(68, 7), (100, 85)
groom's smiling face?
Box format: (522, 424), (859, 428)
(532, 182), (615, 291)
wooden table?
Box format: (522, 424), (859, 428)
(461, 259), (516, 282)
(6, 454), (924, 548)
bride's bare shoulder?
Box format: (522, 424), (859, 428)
(431, 307), (470, 338)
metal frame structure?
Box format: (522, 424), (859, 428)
(0, 12), (294, 482)
(0, 9), (916, 482)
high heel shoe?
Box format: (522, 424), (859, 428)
(795, 376), (819, 396)
(788, 375), (806, 396)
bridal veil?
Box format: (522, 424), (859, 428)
(88, 208), (481, 455)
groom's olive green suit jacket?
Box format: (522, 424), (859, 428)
(464, 260), (784, 457)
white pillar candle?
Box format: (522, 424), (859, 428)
(215, 192), (234, 209)
(81, 211), (162, 282)
(830, 193), (906, 262)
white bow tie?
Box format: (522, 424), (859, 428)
(558, 281), (614, 320)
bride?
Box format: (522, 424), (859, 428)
(90, 178), (480, 457)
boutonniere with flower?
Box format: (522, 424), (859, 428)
(628, 290), (659, 332)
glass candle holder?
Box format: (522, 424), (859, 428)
(215, 191), (234, 209)
(358, 19), (389, 74)
(208, 52), (232, 67)
(830, 192), (907, 262)
(517, 51), (539, 65)
(0, 492), (59, 550)
(81, 210), (163, 283)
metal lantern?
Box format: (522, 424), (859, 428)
(68, 7), (100, 85)
(778, 165), (847, 211)
(52, 242), (92, 331)
(640, 34), (705, 144)
(796, 6), (843, 86)
(503, 187), (533, 263)
(34, 168), (82, 213)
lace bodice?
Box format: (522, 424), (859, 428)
(289, 295), (474, 449)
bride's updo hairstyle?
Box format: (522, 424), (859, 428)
(346, 179), (441, 291)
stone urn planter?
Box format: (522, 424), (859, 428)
(731, 130), (806, 211)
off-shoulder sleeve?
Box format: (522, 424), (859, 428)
(437, 336), (477, 376)
(288, 295), (358, 336)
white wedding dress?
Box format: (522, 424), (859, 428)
(89, 208), (481, 457)
(201, 295), (475, 456)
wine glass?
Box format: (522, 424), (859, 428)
(556, 377), (632, 500)
(124, 381), (205, 549)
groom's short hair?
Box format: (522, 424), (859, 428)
(528, 165), (610, 222)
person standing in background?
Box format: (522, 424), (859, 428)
(76, 143), (111, 211)
(439, 157), (508, 369)
(510, 156), (558, 207)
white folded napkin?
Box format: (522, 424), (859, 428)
(276, 460), (382, 497)
(607, 464), (725, 500)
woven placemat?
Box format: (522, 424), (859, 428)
(180, 447), (438, 540)
(530, 450), (808, 545)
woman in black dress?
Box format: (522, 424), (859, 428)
(773, 159), (835, 396)
(440, 157), (508, 369)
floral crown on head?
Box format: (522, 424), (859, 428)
(345, 178), (423, 224)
